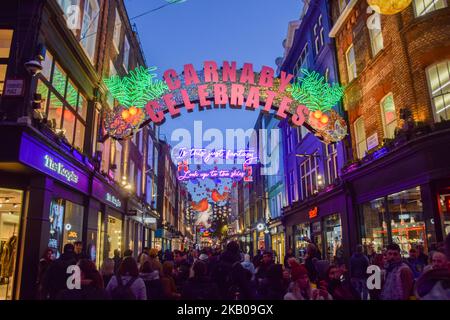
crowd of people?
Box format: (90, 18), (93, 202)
(34, 235), (450, 300)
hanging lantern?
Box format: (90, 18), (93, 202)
(367, 0), (412, 15)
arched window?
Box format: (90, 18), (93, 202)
(427, 60), (450, 122)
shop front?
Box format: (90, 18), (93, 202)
(283, 185), (350, 263)
(90, 176), (126, 266)
(125, 199), (144, 258)
(344, 131), (450, 258)
(270, 225), (285, 264)
(0, 126), (91, 299)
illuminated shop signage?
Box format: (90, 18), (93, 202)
(19, 133), (89, 193)
(44, 155), (79, 183)
(106, 193), (122, 208)
(104, 62), (346, 143)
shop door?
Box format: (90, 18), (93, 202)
(107, 216), (122, 258)
(0, 188), (23, 300)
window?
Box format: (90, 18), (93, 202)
(414, 0), (447, 16)
(288, 171), (298, 203)
(113, 9), (122, 52)
(313, 15), (325, 55)
(92, 104), (100, 157)
(293, 44), (309, 77)
(79, 0), (99, 62)
(129, 160), (135, 190)
(300, 154), (319, 200)
(346, 45), (357, 82)
(38, 56), (87, 152)
(427, 60), (450, 122)
(286, 128), (293, 154)
(138, 130), (143, 153)
(0, 64), (7, 95)
(276, 192), (283, 217)
(123, 36), (130, 71)
(326, 143), (338, 184)
(0, 29), (13, 59)
(101, 139), (111, 173)
(339, 0), (348, 13)
(369, 19), (384, 56)
(380, 93), (397, 139)
(146, 176), (153, 205)
(114, 141), (122, 182)
(354, 117), (367, 159)
(136, 168), (142, 197)
(57, 0), (81, 34)
(147, 137), (154, 169)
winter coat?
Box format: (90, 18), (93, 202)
(105, 275), (147, 300)
(57, 281), (110, 300)
(160, 274), (179, 299)
(181, 276), (220, 300)
(140, 271), (164, 300)
(241, 261), (255, 276)
(43, 252), (77, 300)
(350, 253), (369, 279)
(380, 261), (414, 300)
(174, 260), (191, 290)
(211, 251), (241, 299)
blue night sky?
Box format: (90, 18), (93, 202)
(124, 0), (303, 145)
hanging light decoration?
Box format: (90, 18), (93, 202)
(367, 0), (412, 15)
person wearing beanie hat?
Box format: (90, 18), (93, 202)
(199, 253), (209, 261)
(284, 263), (332, 300)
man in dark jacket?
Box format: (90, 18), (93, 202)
(350, 245), (369, 300)
(43, 243), (77, 299)
(284, 248), (295, 269)
(181, 260), (219, 300)
(255, 251), (274, 283)
(211, 241), (242, 299)
(174, 250), (191, 291)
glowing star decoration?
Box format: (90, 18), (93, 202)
(367, 0), (412, 15)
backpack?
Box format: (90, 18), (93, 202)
(111, 275), (137, 300)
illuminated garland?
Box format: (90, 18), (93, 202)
(288, 69), (344, 113)
(104, 66), (168, 109)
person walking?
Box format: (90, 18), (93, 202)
(257, 264), (286, 300)
(241, 253), (255, 279)
(284, 248), (295, 269)
(284, 262), (332, 300)
(43, 243), (77, 300)
(160, 261), (181, 299)
(173, 250), (191, 291)
(255, 251), (274, 284)
(326, 265), (360, 300)
(113, 249), (121, 274)
(139, 260), (163, 300)
(304, 243), (320, 283)
(181, 260), (220, 300)
(36, 248), (54, 300)
(211, 241), (242, 299)
(58, 259), (109, 300)
(350, 244), (370, 300)
(100, 258), (115, 288)
(379, 243), (414, 300)
(406, 248), (426, 279)
(106, 257), (147, 300)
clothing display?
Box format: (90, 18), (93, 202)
(0, 235), (17, 278)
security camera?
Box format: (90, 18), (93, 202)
(24, 59), (43, 76)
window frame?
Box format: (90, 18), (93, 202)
(426, 60), (450, 122)
(368, 20), (384, 57)
(113, 8), (122, 53)
(346, 44), (357, 83)
(413, 0), (448, 17)
(354, 117), (367, 159)
(380, 93), (397, 139)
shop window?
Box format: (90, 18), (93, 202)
(41, 51), (53, 80)
(0, 29), (13, 59)
(387, 187), (427, 256)
(107, 215), (122, 258)
(36, 79), (49, 114)
(414, 0), (448, 16)
(439, 194), (450, 236)
(346, 45), (357, 83)
(123, 36), (130, 71)
(427, 60), (450, 122)
(48, 199), (84, 258)
(0, 65), (7, 96)
(113, 9), (122, 52)
(369, 18), (384, 56)
(0, 188), (23, 300)
(380, 93), (397, 139)
(295, 223), (311, 259)
(74, 119), (85, 151)
(80, 0), (100, 63)
(354, 117), (367, 159)
(324, 214), (343, 262)
(361, 197), (389, 254)
(48, 93), (63, 130)
(62, 108), (76, 144)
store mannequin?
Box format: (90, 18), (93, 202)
(0, 235), (17, 284)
